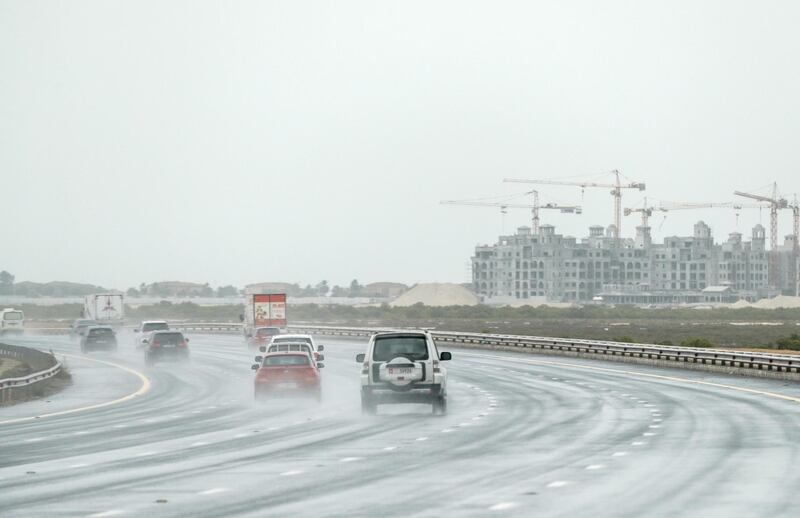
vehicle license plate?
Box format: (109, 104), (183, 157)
(278, 382), (297, 389)
(163, 343), (175, 348)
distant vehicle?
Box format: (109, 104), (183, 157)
(265, 334), (325, 361)
(242, 293), (286, 338)
(248, 326), (282, 348)
(133, 320), (170, 346)
(80, 326), (118, 353)
(0, 308), (24, 335)
(83, 293), (125, 327)
(70, 319), (98, 339)
(252, 351), (323, 401)
(264, 341), (325, 367)
(140, 330), (190, 366)
(356, 331), (451, 415)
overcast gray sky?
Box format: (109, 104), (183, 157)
(2, 1), (799, 289)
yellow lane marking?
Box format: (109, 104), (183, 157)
(0, 354), (151, 425)
(460, 351), (800, 404)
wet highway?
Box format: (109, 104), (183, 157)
(2, 332), (800, 517)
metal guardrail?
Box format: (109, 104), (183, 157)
(0, 343), (63, 403)
(286, 325), (800, 375)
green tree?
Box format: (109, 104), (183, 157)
(0, 270), (15, 295)
(316, 280), (330, 297)
(349, 279), (362, 297)
(126, 287), (141, 297)
(216, 285), (239, 297)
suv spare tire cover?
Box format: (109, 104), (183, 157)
(379, 356), (421, 387)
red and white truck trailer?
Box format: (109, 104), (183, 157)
(242, 293), (287, 337)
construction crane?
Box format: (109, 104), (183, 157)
(624, 200), (768, 228)
(790, 195), (800, 296)
(440, 190), (582, 234)
(734, 183), (789, 288)
(504, 170), (645, 242)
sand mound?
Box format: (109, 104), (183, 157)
(730, 299), (752, 309)
(390, 283), (478, 307)
(751, 295), (800, 309)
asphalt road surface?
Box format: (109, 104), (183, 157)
(2, 332), (800, 517)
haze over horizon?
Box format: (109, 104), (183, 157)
(3, 1), (799, 289)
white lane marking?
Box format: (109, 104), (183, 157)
(546, 480), (569, 488)
(191, 410), (202, 414)
(267, 427), (279, 431)
(631, 441), (646, 446)
(340, 457), (362, 462)
(24, 438), (44, 443)
(0, 353), (152, 426)
(653, 418), (663, 422)
(234, 433), (249, 438)
(89, 511), (124, 517)
(191, 441), (210, 447)
(383, 446), (397, 451)
(489, 502), (516, 511)
(416, 437), (428, 442)
(69, 463), (90, 468)
(643, 432), (657, 437)
(73, 431), (89, 435)
(612, 451), (628, 457)
(113, 424), (127, 429)
(585, 464), (605, 470)
(198, 488), (228, 495)
(441, 428), (454, 433)
(649, 425), (661, 429)
(135, 451), (158, 457)
(281, 470), (303, 476)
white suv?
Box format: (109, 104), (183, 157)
(356, 331), (451, 414)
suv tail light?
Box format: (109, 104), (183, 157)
(152, 340), (161, 348)
(178, 341), (187, 348)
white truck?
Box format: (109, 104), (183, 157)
(0, 308), (25, 334)
(83, 293), (125, 328)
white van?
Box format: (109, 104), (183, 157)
(0, 308), (25, 334)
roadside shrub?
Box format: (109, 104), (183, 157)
(774, 333), (800, 351)
(680, 337), (714, 348)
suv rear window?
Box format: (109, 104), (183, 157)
(273, 336), (312, 346)
(256, 327), (281, 337)
(269, 343), (312, 354)
(264, 354), (309, 366)
(3, 312), (23, 321)
(372, 336), (429, 361)
(143, 322), (169, 332)
(88, 328), (114, 336)
(151, 332), (185, 345)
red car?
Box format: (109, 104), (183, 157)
(252, 351), (323, 401)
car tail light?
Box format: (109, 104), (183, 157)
(178, 340), (187, 347)
(152, 341), (161, 348)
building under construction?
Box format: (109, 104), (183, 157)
(471, 222), (800, 304)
